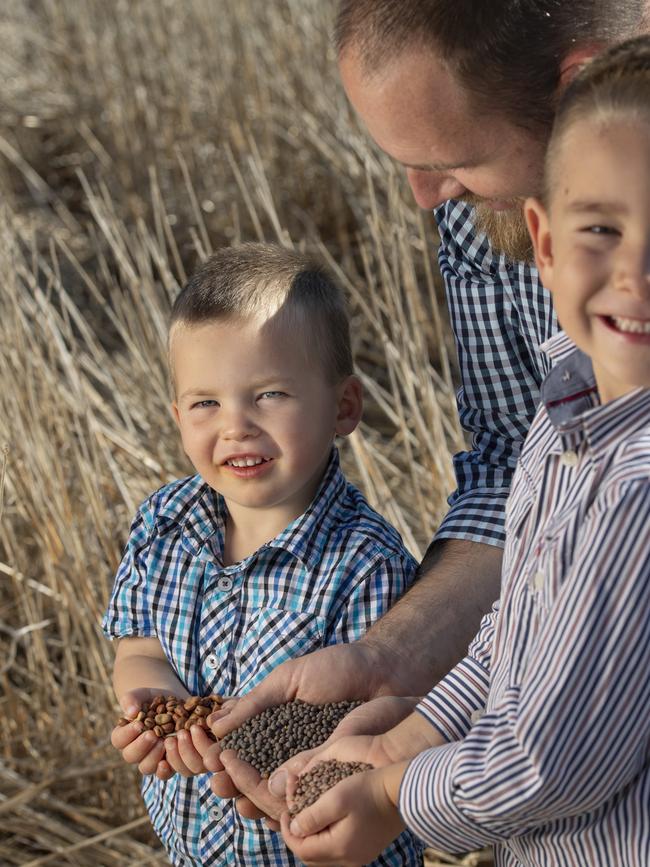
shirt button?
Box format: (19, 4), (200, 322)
(529, 570), (545, 592)
(217, 576), (233, 592)
(209, 804), (224, 821)
(560, 450), (579, 467)
(206, 654), (219, 670)
(470, 709), (485, 725)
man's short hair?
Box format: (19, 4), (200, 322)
(170, 243), (353, 384)
(335, 0), (647, 133)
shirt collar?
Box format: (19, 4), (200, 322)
(154, 448), (347, 568)
(540, 332), (650, 457)
(155, 475), (225, 556)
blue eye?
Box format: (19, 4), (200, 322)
(584, 225), (619, 236)
(192, 399), (218, 409)
(259, 391), (286, 400)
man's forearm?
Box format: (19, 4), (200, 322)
(361, 538), (502, 695)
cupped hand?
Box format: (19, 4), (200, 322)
(203, 642), (390, 820)
(163, 725), (215, 777)
(268, 695), (417, 801)
(111, 719), (172, 779)
(280, 765), (405, 867)
(208, 642), (387, 742)
(113, 687), (184, 781)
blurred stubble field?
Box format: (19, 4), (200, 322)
(0, 1), (493, 865)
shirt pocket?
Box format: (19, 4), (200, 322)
(236, 607), (325, 693)
(530, 504), (582, 617)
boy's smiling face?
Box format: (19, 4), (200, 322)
(170, 316), (361, 528)
(526, 118), (650, 402)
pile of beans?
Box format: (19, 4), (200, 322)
(219, 699), (362, 777)
(116, 694), (224, 739)
(289, 759), (374, 816)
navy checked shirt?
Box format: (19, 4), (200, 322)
(103, 449), (422, 866)
(401, 333), (650, 865)
(434, 201), (558, 547)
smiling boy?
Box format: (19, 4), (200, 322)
(102, 243), (422, 866)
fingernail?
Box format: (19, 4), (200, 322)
(207, 709), (229, 726)
(289, 818), (303, 837)
(268, 769), (287, 796)
(132, 722), (144, 733)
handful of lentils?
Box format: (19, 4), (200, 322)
(289, 759), (374, 817)
(219, 699), (362, 778)
(116, 694), (224, 739)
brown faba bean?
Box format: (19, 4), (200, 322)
(115, 694), (224, 740)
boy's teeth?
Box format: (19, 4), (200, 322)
(228, 457), (265, 467)
(612, 316), (650, 334)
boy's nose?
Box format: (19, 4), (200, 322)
(614, 241), (650, 299)
(220, 408), (260, 441)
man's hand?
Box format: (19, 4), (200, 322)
(201, 695), (417, 825)
(208, 642), (393, 744)
(280, 762), (408, 867)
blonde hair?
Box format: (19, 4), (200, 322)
(170, 243), (353, 384)
(545, 35), (650, 199)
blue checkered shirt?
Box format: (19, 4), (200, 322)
(103, 449), (422, 866)
(434, 201), (558, 547)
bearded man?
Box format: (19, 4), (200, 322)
(203, 0), (650, 829)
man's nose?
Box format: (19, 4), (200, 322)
(405, 168), (466, 210)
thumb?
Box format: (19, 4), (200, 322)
(210, 677), (287, 738)
(119, 688), (150, 719)
(272, 745), (321, 798)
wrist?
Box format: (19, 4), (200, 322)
(382, 707), (447, 762)
(380, 760), (410, 811)
(356, 635), (409, 697)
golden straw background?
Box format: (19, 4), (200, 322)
(1, 1), (493, 864)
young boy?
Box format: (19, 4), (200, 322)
(103, 244), (422, 866)
(280, 37), (650, 867)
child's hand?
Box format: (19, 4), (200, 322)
(112, 688), (179, 781)
(280, 763), (407, 866)
(163, 725), (214, 777)
(266, 695), (416, 805)
(280, 733), (392, 806)
(111, 718), (173, 780)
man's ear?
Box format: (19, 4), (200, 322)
(334, 375), (363, 437)
(524, 197), (554, 287)
(559, 44), (603, 89)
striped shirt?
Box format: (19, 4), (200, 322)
(433, 200), (557, 547)
(400, 332), (650, 866)
(103, 448), (422, 866)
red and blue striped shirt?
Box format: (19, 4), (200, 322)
(401, 332), (650, 866)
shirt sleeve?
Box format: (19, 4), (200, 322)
(102, 505), (157, 639)
(433, 201), (553, 548)
(399, 478), (650, 853)
(325, 550), (418, 644)
(415, 601), (497, 742)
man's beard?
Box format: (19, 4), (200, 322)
(462, 195), (534, 263)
